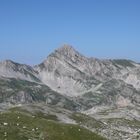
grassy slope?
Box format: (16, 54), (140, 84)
(0, 110), (107, 140)
(71, 113), (104, 129)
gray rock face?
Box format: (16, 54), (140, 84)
(0, 60), (39, 82)
(0, 45), (140, 140)
(35, 45), (140, 98)
(0, 45), (140, 107)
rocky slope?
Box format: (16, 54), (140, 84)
(0, 60), (39, 82)
(35, 45), (140, 96)
(0, 45), (140, 140)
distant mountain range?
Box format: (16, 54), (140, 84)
(0, 45), (140, 140)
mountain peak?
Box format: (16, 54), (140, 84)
(52, 44), (84, 59)
(0, 59), (16, 66)
(56, 44), (75, 53)
(60, 44), (73, 49)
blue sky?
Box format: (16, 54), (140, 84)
(0, 0), (140, 65)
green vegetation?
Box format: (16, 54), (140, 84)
(71, 113), (104, 129)
(0, 78), (47, 102)
(35, 111), (58, 121)
(0, 110), (107, 140)
(112, 59), (135, 67)
(0, 78), (79, 110)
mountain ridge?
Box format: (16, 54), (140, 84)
(0, 45), (140, 95)
(0, 45), (140, 140)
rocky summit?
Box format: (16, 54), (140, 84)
(0, 45), (140, 140)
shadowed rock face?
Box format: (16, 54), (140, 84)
(0, 45), (140, 140)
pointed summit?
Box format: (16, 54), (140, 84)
(52, 44), (85, 60)
(57, 44), (74, 51)
(55, 44), (76, 54)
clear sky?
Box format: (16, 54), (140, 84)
(0, 0), (140, 65)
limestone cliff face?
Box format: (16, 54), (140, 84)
(0, 60), (39, 82)
(0, 45), (140, 140)
(35, 45), (140, 101)
(0, 45), (140, 108)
